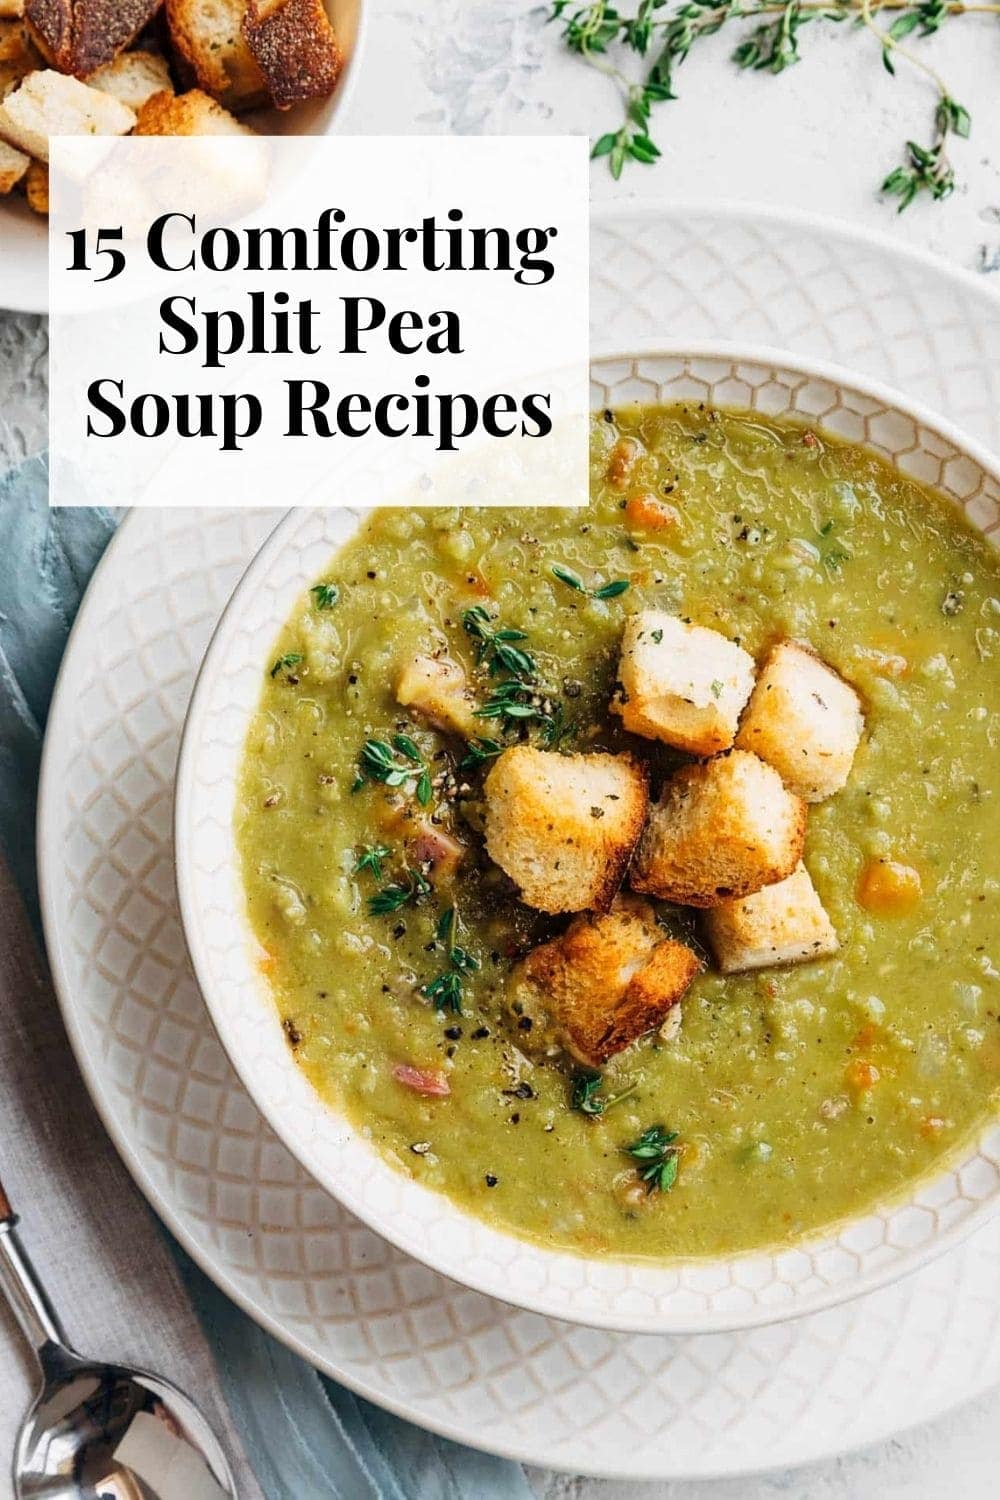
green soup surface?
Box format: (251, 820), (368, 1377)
(236, 405), (1000, 1260)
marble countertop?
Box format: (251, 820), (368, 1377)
(1, 3), (997, 1494)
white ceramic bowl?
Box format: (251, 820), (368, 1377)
(0, 0), (366, 316)
(176, 344), (1000, 1334)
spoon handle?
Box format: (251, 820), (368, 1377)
(0, 1172), (68, 1359)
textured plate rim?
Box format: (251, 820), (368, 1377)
(34, 204), (1000, 1479)
(174, 336), (1000, 1337)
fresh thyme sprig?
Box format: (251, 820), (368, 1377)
(624, 1124), (681, 1193)
(422, 907), (481, 1014)
(459, 735), (505, 773)
(462, 606), (537, 677)
(357, 735), (433, 806)
(551, 563), (631, 600)
(571, 1070), (639, 1115)
(368, 866), (432, 916)
(548, 0), (989, 207)
(353, 843), (392, 880)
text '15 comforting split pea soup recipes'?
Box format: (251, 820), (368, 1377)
(237, 404), (1000, 1261)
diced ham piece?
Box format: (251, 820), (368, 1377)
(392, 1064), (450, 1097)
(407, 824), (465, 883)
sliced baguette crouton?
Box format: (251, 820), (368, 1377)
(611, 611), (756, 756)
(396, 653), (478, 739)
(0, 132), (27, 189)
(25, 0), (161, 76)
(484, 745), (649, 914)
(514, 896), (700, 1064)
(24, 153), (46, 208)
(705, 862), (838, 973)
(86, 48), (174, 111)
(242, 0), (340, 109)
(631, 748), (806, 907)
(736, 640), (864, 802)
(0, 70), (135, 161)
(134, 85), (252, 134)
(166, 0), (268, 112)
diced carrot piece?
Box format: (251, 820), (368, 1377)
(858, 859), (922, 915)
(845, 1059), (880, 1093)
(625, 492), (679, 531)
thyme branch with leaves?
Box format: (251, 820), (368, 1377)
(548, 0), (993, 208)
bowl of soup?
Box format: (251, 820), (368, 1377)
(175, 346), (1000, 1333)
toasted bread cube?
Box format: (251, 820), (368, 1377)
(85, 49), (174, 112)
(166, 0), (268, 112)
(0, 69), (134, 160)
(242, 0), (341, 109)
(0, 17), (30, 60)
(484, 746), (648, 914)
(396, 653), (478, 739)
(0, 131), (26, 189)
(0, 2), (24, 19)
(632, 748), (805, 907)
(25, 0), (160, 76)
(736, 640), (863, 802)
(134, 86), (252, 135)
(705, 862), (838, 973)
(514, 896), (700, 1064)
(23, 153), (45, 208)
(611, 611), (755, 756)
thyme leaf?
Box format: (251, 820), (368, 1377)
(310, 582), (340, 609)
(462, 606), (537, 678)
(551, 563), (631, 600)
(623, 1124), (681, 1193)
(353, 843), (391, 881)
(357, 737), (433, 805)
(548, 0), (985, 208)
(571, 1070), (639, 1116)
(270, 652), (303, 679)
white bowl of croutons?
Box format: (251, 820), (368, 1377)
(0, 0), (366, 313)
(176, 344), (1000, 1334)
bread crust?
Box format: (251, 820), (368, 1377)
(166, 0), (268, 112)
(134, 85), (250, 134)
(242, 0), (340, 108)
(631, 748), (806, 907)
(517, 897), (700, 1065)
(705, 861), (838, 973)
(26, 0), (162, 77)
(484, 746), (649, 915)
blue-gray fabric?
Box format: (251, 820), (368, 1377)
(0, 455), (535, 1500)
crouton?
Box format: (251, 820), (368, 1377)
(0, 2), (24, 19)
(631, 748), (806, 907)
(611, 611), (756, 756)
(85, 48), (174, 112)
(396, 653), (478, 739)
(166, 0), (268, 112)
(0, 132), (27, 189)
(0, 17), (30, 59)
(736, 640), (863, 802)
(25, 0), (161, 76)
(0, 69), (134, 161)
(242, 0), (340, 109)
(134, 85), (252, 135)
(705, 862), (838, 973)
(484, 746), (648, 914)
(513, 896), (700, 1064)
(23, 154), (45, 209)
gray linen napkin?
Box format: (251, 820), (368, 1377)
(0, 852), (264, 1499)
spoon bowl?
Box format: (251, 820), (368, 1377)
(0, 1179), (236, 1500)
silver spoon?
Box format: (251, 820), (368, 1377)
(0, 1174), (237, 1499)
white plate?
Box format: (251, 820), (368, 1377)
(38, 204), (1000, 1479)
(176, 341), (1000, 1335)
(0, 0), (366, 317)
